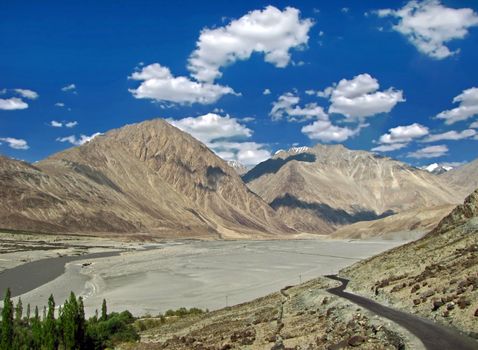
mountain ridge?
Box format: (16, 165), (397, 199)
(0, 119), (293, 239)
(244, 144), (464, 234)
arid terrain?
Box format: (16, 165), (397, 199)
(0, 120), (292, 239)
(123, 277), (419, 350)
(243, 145), (464, 234)
(342, 189), (478, 338)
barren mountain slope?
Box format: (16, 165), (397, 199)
(0, 119), (292, 239)
(332, 204), (455, 240)
(342, 189), (478, 337)
(244, 145), (462, 234)
(441, 158), (478, 196)
(129, 278), (413, 350)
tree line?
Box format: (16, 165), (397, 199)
(0, 288), (139, 350)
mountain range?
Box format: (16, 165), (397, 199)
(0, 119), (291, 239)
(0, 118), (476, 238)
(243, 145), (466, 234)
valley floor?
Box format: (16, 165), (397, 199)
(0, 232), (404, 319)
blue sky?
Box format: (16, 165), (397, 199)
(1, 0), (478, 167)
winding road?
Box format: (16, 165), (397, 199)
(326, 275), (478, 350)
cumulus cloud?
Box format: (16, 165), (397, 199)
(371, 143), (408, 152)
(270, 92), (328, 122)
(436, 87), (478, 125)
(188, 6), (313, 82)
(61, 84), (76, 92)
(470, 120), (478, 129)
(422, 129), (476, 142)
(407, 144), (448, 158)
(0, 137), (29, 150)
(372, 123), (429, 152)
(14, 89), (38, 100)
(377, 0), (478, 59)
(301, 120), (363, 143)
(263, 88), (271, 95)
(50, 120), (78, 128)
(328, 73), (404, 119)
(379, 123), (429, 144)
(0, 97), (28, 110)
(129, 63), (237, 105)
(169, 113), (270, 166)
(57, 132), (102, 146)
(55, 102), (65, 107)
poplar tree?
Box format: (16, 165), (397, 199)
(77, 297), (86, 349)
(101, 299), (107, 321)
(31, 306), (42, 349)
(43, 294), (58, 350)
(26, 303), (31, 323)
(0, 289), (14, 350)
(14, 297), (23, 323)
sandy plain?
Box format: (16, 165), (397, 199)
(0, 233), (406, 318)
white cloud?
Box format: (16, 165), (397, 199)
(57, 132), (101, 146)
(407, 144), (448, 158)
(372, 123), (429, 152)
(436, 87), (478, 125)
(301, 120), (362, 143)
(55, 102), (65, 107)
(50, 120), (78, 128)
(263, 88), (271, 95)
(169, 113), (270, 166)
(0, 97), (28, 110)
(470, 120), (478, 129)
(188, 6), (314, 82)
(61, 84), (76, 92)
(377, 0), (478, 59)
(270, 92), (328, 122)
(129, 63), (237, 105)
(305, 89), (316, 95)
(378, 123), (429, 144)
(328, 73), (404, 119)
(65, 121), (78, 128)
(317, 86), (333, 98)
(371, 143), (408, 152)
(341, 7), (350, 13)
(422, 129), (476, 142)
(169, 113), (251, 143)
(0, 137), (29, 150)
(14, 89), (38, 100)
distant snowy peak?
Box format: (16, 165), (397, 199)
(227, 160), (248, 175)
(275, 146), (310, 156)
(423, 163), (454, 175)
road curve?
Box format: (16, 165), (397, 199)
(326, 275), (478, 350)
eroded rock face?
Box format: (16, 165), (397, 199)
(343, 188), (478, 337)
(244, 144), (464, 234)
(0, 119), (292, 239)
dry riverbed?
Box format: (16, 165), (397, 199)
(0, 232), (407, 321)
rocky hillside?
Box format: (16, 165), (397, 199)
(441, 158), (478, 196)
(342, 189), (478, 337)
(126, 278), (414, 350)
(244, 145), (462, 234)
(0, 119), (292, 239)
(332, 204), (455, 240)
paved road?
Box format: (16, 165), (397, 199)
(326, 275), (478, 350)
(0, 251), (121, 298)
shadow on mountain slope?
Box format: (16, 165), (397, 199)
(242, 153), (316, 183)
(270, 193), (394, 225)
